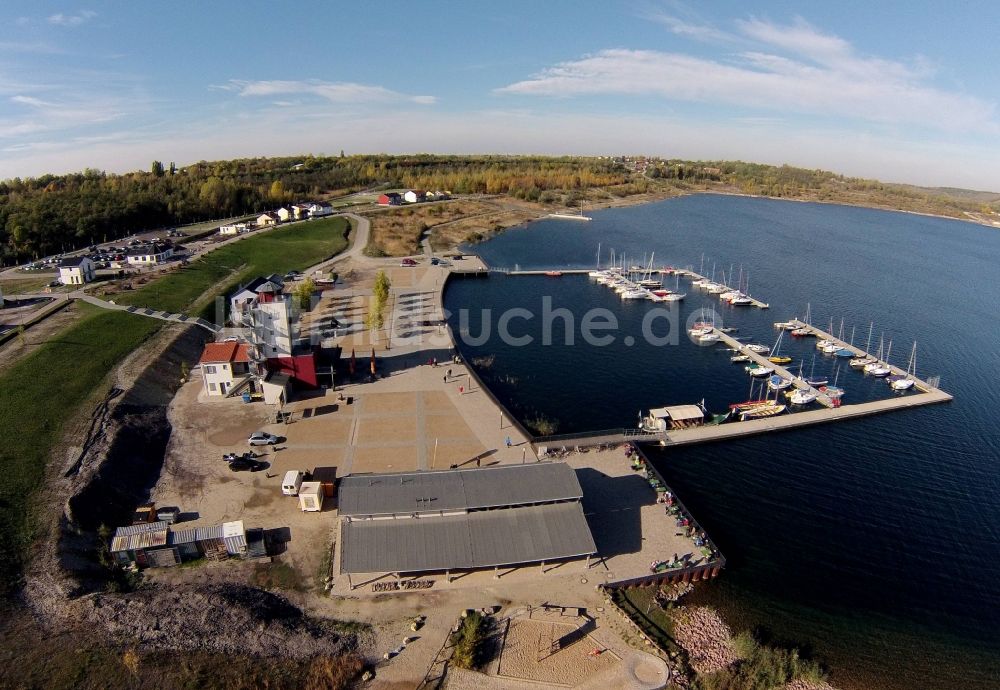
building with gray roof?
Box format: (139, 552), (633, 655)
(337, 462), (597, 585)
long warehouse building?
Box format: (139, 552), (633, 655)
(338, 462), (597, 584)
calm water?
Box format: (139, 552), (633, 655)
(444, 194), (1000, 689)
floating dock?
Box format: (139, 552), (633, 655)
(536, 325), (951, 450)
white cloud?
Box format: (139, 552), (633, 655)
(48, 10), (97, 26)
(3, 107), (997, 191)
(224, 79), (436, 105)
(497, 18), (997, 135)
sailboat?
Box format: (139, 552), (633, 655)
(851, 322), (876, 368)
(889, 342), (917, 391)
(819, 365), (845, 399)
(791, 303), (813, 336)
(767, 330), (792, 364)
(804, 354), (828, 387)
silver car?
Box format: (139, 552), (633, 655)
(248, 431), (279, 446)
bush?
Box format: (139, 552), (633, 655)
(449, 611), (488, 670)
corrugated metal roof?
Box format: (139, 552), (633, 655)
(115, 521), (168, 536)
(338, 462), (583, 518)
(340, 502), (596, 574)
(195, 524), (225, 541)
(111, 522), (169, 553)
(169, 527), (199, 545)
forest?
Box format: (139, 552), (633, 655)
(2, 154), (996, 264)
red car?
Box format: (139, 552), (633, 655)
(399, 258), (418, 267)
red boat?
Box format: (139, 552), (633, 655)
(544, 271), (562, 277)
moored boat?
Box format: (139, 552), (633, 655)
(768, 375), (792, 391)
(788, 389), (818, 405)
(746, 364), (774, 377)
(740, 403), (786, 420)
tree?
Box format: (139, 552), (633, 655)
(293, 276), (315, 309)
(199, 176), (228, 211)
(269, 180), (285, 201)
(364, 301), (385, 343)
(150, 160), (164, 177)
(373, 269), (391, 307)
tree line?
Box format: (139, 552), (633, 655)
(2, 153), (995, 264)
(0, 155), (629, 263)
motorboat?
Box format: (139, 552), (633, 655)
(731, 295), (753, 306)
(658, 292), (685, 301)
(689, 326), (714, 337)
(731, 353), (751, 363)
(805, 376), (829, 387)
(708, 284), (729, 294)
(745, 344), (770, 353)
(791, 327), (812, 337)
(849, 356), (875, 369)
(746, 364), (774, 377)
(698, 332), (721, 343)
(834, 348), (854, 357)
(720, 327), (738, 333)
(821, 343), (839, 354)
(768, 355), (792, 364)
(816, 339), (834, 350)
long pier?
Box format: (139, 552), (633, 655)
(536, 324), (951, 450)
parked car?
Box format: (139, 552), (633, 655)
(248, 431), (279, 446)
(400, 258), (418, 267)
(229, 457), (267, 472)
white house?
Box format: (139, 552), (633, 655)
(256, 212), (279, 227)
(58, 256), (96, 285)
(276, 207), (294, 223)
(229, 275), (284, 326)
(403, 190), (426, 204)
(307, 202), (334, 217)
(292, 203), (312, 219)
(200, 340), (252, 397)
(219, 222), (249, 236)
(126, 243), (174, 266)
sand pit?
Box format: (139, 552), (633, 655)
(497, 618), (619, 686)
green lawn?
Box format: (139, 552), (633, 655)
(0, 216), (353, 598)
(0, 303), (162, 597)
(116, 216), (351, 317)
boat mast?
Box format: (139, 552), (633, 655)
(865, 322), (874, 355)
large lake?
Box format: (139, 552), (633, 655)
(443, 194), (1000, 689)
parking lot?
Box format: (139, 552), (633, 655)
(151, 348), (502, 587)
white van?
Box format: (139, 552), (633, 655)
(282, 470), (305, 496)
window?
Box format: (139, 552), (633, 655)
(209, 382), (217, 391)
(204, 365), (217, 374)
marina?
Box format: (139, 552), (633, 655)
(450, 193), (997, 689)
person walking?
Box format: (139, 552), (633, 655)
(505, 436), (512, 448)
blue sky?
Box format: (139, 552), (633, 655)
(2, 1), (1000, 189)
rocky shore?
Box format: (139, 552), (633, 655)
(670, 605), (739, 675)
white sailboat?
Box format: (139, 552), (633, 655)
(890, 342), (917, 391)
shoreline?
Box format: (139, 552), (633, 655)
(458, 183), (997, 251)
